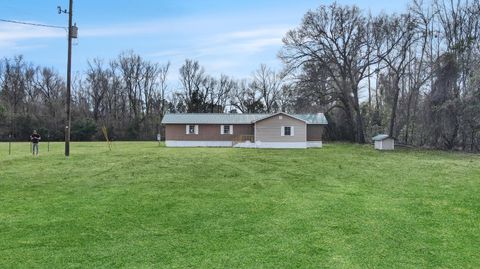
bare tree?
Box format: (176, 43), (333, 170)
(212, 75), (235, 113)
(375, 13), (419, 137)
(158, 62), (170, 118)
(0, 56), (28, 137)
(281, 4), (392, 143)
(251, 64), (284, 113)
(34, 67), (64, 124)
(179, 59), (208, 112)
(85, 59), (109, 121)
(403, 0), (434, 144)
(230, 79), (265, 113)
(118, 51), (143, 120)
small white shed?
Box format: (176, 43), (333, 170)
(372, 134), (395, 150)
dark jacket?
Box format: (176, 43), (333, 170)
(30, 134), (41, 143)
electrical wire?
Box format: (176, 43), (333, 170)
(0, 18), (66, 29)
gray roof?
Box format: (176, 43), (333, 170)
(294, 114), (328, 124)
(162, 113), (328, 125)
(372, 134), (392, 141)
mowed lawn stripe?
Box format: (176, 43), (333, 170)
(0, 142), (479, 268)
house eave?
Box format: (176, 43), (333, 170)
(251, 112), (308, 124)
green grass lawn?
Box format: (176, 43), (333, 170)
(0, 142), (479, 268)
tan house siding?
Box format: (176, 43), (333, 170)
(307, 125), (324, 141)
(255, 114), (306, 142)
(165, 124), (253, 141)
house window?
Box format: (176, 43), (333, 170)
(221, 125), (233, 135)
(223, 125), (230, 134)
(282, 126), (294, 136)
(186, 125), (198, 135)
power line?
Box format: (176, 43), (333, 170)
(0, 18), (66, 29)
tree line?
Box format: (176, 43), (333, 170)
(0, 52), (288, 141)
(1, 0), (480, 151)
(282, 0), (480, 150)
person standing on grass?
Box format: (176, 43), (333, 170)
(30, 130), (41, 156)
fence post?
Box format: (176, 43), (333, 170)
(8, 134), (12, 155)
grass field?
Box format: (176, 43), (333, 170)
(0, 142), (479, 268)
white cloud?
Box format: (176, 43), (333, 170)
(148, 49), (187, 58)
(80, 21), (166, 37)
(144, 24), (289, 78)
(204, 26), (288, 54)
(0, 13), (291, 78)
(220, 27), (289, 40)
(0, 22), (65, 52)
(0, 24), (65, 40)
(79, 15), (219, 38)
(148, 25), (288, 60)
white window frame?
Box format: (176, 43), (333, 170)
(281, 126), (294, 136)
(186, 124), (199, 135)
(220, 125), (234, 135)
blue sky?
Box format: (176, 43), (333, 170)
(0, 0), (408, 81)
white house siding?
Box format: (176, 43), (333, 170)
(255, 114), (307, 143)
(375, 139), (394, 150)
(382, 139), (395, 150)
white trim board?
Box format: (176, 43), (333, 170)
(166, 141), (233, 147)
(254, 142), (307, 149)
(234, 141), (256, 148)
(307, 141), (323, 148)
(166, 140), (324, 149)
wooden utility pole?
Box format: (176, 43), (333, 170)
(58, 0), (74, 157)
(65, 0), (73, 157)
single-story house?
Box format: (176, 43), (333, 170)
(161, 112), (328, 148)
(372, 134), (395, 150)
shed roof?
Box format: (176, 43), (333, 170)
(162, 113), (328, 125)
(372, 134), (393, 141)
